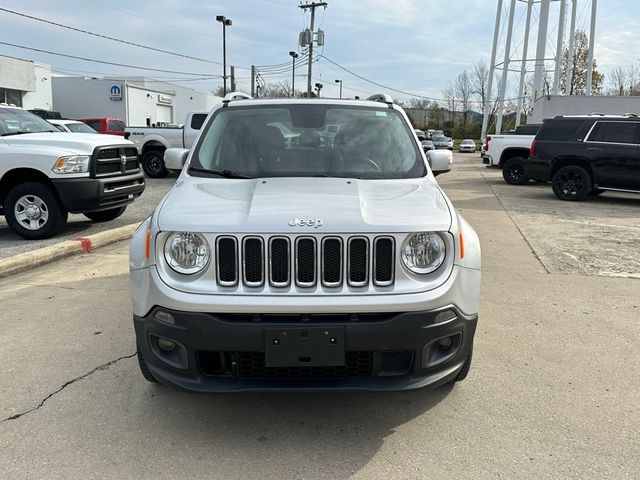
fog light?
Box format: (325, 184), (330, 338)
(153, 310), (175, 325)
(433, 309), (457, 324)
(158, 338), (176, 352)
(437, 337), (453, 349)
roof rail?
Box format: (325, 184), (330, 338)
(589, 112), (605, 116)
(624, 113), (638, 117)
(366, 93), (394, 107)
(222, 91), (253, 106)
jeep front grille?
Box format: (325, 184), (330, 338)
(211, 235), (395, 289)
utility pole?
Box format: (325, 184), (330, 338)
(250, 65), (256, 97)
(299, 2), (327, 97)
(335, 79), (342, 99)
(230, 65), (236, 92)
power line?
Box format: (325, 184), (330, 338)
(319, 55), (523, 105)
(0, 6), (238, 68)
(84, 0), (287, 52)
(0, 41), (221, 77)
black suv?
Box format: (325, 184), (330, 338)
(526, 115), (640, 201)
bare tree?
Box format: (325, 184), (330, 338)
(442, 82), (456, 124)
(259, 81), (294, 98)
(455, 70), (473, 131)
(471, 60), (489, 115)
(626, 64), (640, 95)
(607, 67), (627, 96)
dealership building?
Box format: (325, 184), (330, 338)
(52, 76), (222, 126)
(0, 54), (53, 109)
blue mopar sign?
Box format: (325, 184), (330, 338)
(109, 84), (123, 101)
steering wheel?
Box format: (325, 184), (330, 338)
(348, 156), (382, 172)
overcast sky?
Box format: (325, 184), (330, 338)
(1, 0), (639, 102)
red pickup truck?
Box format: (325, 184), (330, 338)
(79, 117), (126, 136)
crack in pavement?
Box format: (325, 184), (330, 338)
(468, 158), (551, 274)
(0, 352), (136, 424)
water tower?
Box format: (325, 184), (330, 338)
(481, 0), (598, 139)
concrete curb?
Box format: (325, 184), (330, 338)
(0, 223), (139, 279)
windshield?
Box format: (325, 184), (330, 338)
(0, 107), (58, 136)
(66, 122), (97, 133)
(462, 140), (474, 145)
(191, 104), (426, 179)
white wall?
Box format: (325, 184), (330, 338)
(0, 54), (35, 91)
(126, 84), (175, 126)
(52, 77), (126, 120)
(128, 78), (221, 124)
(22, 63), (53, 110)
(529, 95), (640, 123)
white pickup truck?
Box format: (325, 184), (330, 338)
(0, 105), (144, 239)
(482, 123), (541, 185)
(125, 111), (209, 178)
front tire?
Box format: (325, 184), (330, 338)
(552, 165), (591, 201)
(137, 344), (157, 383)
(502, 157), (529, 185)
(5, 182), (68, 239)
(84, 206), (126, 222)
(455, 348), (473, 382)
(142, 149), (168, 178)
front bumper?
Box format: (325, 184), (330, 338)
(135, 306), (477, 392)
(52, 172), (145, 213)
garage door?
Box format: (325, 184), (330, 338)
(156, 105), (172, 124)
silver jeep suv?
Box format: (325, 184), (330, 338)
(129, 93), (481, 392)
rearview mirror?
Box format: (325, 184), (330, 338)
(164, 148), (189, 172)
(426, 149), (453, 176)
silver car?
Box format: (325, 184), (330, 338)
(129, 93), (481, 393)
(458, 139), (476, 153)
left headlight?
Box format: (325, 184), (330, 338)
(52, 155), (90, 174)
(401, 232), (446, 274)
(164, 232), (210, 275)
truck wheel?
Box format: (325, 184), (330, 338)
(5, 182), (68, 240)
(142, 150), (168, 178)
(455, 348), (473, 382)
(502, 157), (529, 185)
(84, 206), (126, 222)
(552, 165), (591, 201)
(137, 343), (157, 383)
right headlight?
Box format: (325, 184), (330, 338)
(401, 232), (446, 274)
(164, 232), (210, 275)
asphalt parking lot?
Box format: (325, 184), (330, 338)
(0, 153), (638, 479)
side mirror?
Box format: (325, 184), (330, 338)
(164, 148), (189, 171)
(426, 149), (453, 176)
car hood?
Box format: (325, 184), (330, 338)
(1, 132), (131, 155)
(158, 176), (452, 234)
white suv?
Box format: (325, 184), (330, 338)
(129, 94), (481, 392)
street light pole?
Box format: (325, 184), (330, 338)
(334, 79), (342, 99)
(216, 15), (232, 95)
(289, 51), (299, 97)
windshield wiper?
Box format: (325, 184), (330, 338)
(1, 131), (31, 136)
(189, 167), (251, 179)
